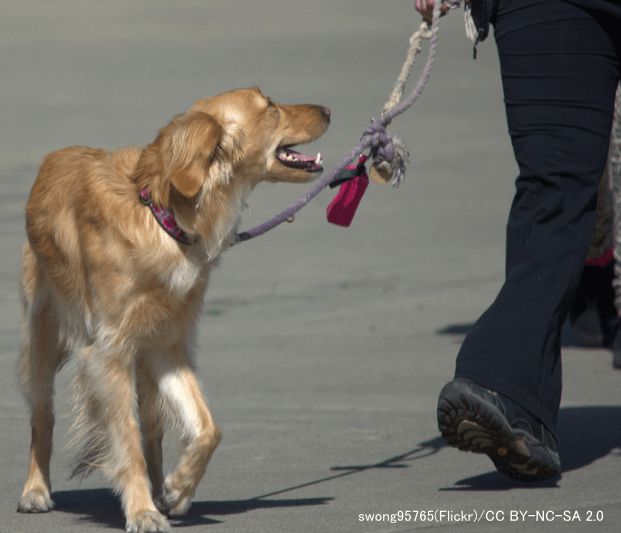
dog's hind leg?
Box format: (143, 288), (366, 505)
(156, 351), (221, 516)
(17, 248), (64, 513)
(75, 343), (171, 533)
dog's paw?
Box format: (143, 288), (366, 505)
(162, 477), (192, 517)
(17, 489), (55, 513)
(125, 510), (171, 533)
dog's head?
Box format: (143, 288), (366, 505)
(135, 87), (330, 207)
(192, 87), (330, 185)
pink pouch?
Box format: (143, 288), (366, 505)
(327, 157), (369, 227)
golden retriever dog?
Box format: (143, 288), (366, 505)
(17, 87), (330, 532)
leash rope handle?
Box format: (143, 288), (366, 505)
(235, 0), (447, 244)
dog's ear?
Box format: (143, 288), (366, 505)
(164, 112), (224, 199)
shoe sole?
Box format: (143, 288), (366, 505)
(437, 383), (560, 481)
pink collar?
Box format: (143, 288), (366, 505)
(139, 188), (198, 245)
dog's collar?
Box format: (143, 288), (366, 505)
(139, 188), (199, 245)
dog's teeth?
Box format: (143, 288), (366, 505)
(315, 152), (322, 165)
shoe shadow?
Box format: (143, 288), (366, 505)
(557, 406), (621, 471)
(439, 405), (621, 491)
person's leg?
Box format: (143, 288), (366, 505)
(458, 0), (620, 430)
(439, 0), (621, 480)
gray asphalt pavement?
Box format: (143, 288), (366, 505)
(1, 1), (619, 532)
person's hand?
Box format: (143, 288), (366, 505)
(415, 0), (450, 21)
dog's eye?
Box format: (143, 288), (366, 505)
(266, 98), (275, 108)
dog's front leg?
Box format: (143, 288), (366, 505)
(156, 353), (221, 516)
(136, 359), (165, 510)
(79, 348), (171, 533)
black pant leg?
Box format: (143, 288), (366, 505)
(455, 0), (621, 432)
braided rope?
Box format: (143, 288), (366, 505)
(383, 22), (432, 116)
(235, 1), (449, 244)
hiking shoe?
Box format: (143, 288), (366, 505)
(437, 378), (561, 481)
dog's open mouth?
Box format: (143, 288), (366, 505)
(276, 146), (323, 173)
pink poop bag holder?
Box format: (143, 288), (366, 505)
(326, 155), (369, 227)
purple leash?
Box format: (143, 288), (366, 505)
(235, 2), (447, 244)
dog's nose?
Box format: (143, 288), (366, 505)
(320, 106), (331, 121)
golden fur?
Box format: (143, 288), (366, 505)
(17, 87), (329, 533)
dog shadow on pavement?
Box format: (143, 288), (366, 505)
(51, 489), (126, 530)
(50, 438), (446, 528)
(51, 488), (332, 529)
